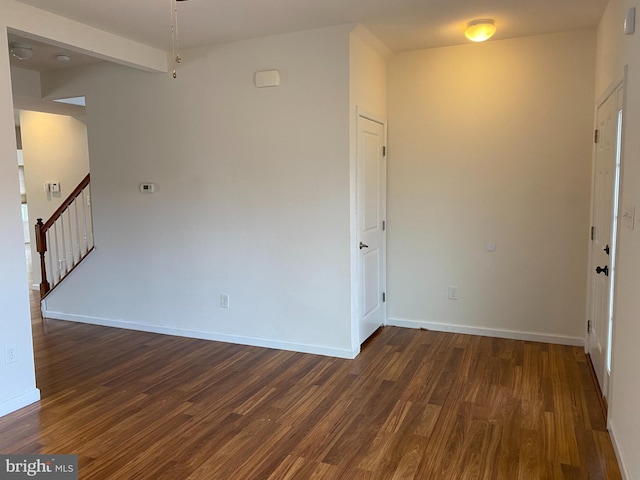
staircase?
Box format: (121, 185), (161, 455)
(34, 173), (94, 298)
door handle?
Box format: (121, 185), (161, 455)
(596, 265), (609, 276)
(359, 242), (369, 250)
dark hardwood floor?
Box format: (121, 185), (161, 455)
(0, 292), (622, 479)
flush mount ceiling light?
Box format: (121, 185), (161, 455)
(465, 19), (496, 42)
(56, 54), (71, 62)
(9, 42), (33, 60)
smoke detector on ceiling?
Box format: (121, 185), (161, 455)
(10, 42), (33, 60)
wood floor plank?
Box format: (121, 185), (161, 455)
(0, 291), (623, 479)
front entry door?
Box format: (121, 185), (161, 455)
(357, 114), (386, 344)
(588, 85), (623, 397)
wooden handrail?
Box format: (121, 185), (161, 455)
(42, 173), (90, 230)
(35, 173), (92, 298)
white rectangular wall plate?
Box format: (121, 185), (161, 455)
(4, 345), (17, 364)
(220, 294), (229, 308)
(140, 183), (156, 193)
(448, 285), (459, 300)
(625, 7), (636, 35)
(255, 69), (280, 88)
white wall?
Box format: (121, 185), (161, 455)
(0, 29), (40, 417)
(349, 26), (389, 120)
(20, 110), (91, 286)
(387, 30), (596, 344)
(596, 1), (640, 477)
(41, 25), (357, 357)
(11, 66), (41, 98)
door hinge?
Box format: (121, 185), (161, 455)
(382, 292), (386, 302)
(382, 220), (386, 231)
(587, 320), (592, 334)
(591, 226), (595, 240)
(382, 146), (386, 157)
(594, 129), (599, 144)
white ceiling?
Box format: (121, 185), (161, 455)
(11, 0), (608, 54)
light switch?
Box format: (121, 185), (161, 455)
(50, 182), (60, 193)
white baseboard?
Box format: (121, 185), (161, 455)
(42, 310), (359, 359)
(0, 388), (41, 418)
(608, 418), (630, 480)
(386, 317), (584, 346)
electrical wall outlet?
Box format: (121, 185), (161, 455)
(448, 285), (459, 300)
(220, 294), (230, 309)
(4, 345), (17, 364)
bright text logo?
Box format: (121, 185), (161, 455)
(0, 455), (77, 479)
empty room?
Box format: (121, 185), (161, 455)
(0, 0), (639, 478)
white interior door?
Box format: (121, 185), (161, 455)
(588, 85), (623, 397)
(357, 114), (386, 344)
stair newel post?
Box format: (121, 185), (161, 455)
(35, 218), (50, 298)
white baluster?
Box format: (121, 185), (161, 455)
(59, 214), (68, 275)
(46, 229), (54, 287)
(74, 198), (81, 261)
(53, 223), (60, 285)
(67, 208), (74, 267)
(81, 190), (89, 254)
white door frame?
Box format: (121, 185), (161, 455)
(350, 107), (387, 355)
(586, 67), (627, 404)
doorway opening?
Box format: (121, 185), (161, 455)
(13, 100), (91, 297)
(16, 125), (33, 286)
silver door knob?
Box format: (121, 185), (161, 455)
(359, 242), (369, 249)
